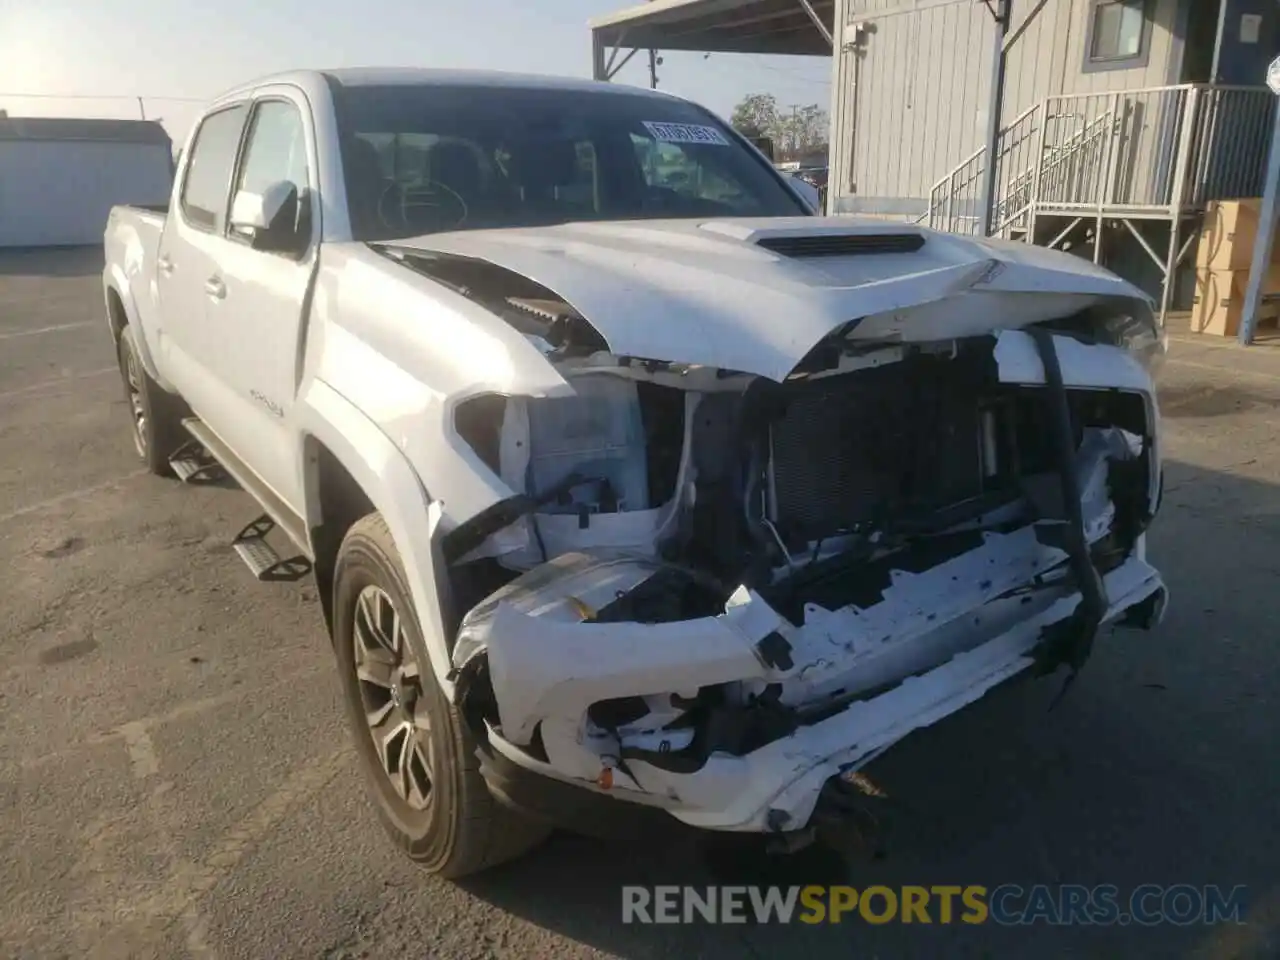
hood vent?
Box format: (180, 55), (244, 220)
(757, 233), (925, 258)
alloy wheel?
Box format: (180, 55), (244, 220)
(125, 350), (146, 458)
(352, 584), (433, 811)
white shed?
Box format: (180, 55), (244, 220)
(0, 117), (173, 248)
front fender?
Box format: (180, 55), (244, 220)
(298, 377), (456, 698)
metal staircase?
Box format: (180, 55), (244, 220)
(921, 83), (1273, 321)
(923, 103), (1040, 238)
(926, 84), (1274, 241)
(925, 101), (1118, 240)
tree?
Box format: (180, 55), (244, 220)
(730, 94), (828, 161)
(792, 104), (829, 155)
(774, 104), (829, 158)
(730, 93), (780, 139)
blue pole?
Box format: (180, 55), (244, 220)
(1238, 95), (1280, 345)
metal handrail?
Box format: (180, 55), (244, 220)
(927, 102), (1041, 197)
(927, 82), (1272, 238)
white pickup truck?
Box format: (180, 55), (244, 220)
(103, 68), (1169, 877)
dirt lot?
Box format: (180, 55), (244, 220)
(1, 247), (1277, 960)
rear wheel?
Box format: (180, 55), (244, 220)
(332, 513), (549, 877)
(116, 326), (184, 476)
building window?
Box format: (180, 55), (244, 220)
(1085, 0), (1152, 70)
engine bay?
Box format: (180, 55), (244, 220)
(444, 319), (1155, 763)
(447, 324), (1155, 603)
(409, 268), (1165, 832)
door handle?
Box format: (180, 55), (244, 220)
(157, 255), (174, 275)
(204, 276), (226, 300)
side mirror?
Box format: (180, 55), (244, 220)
(229, 180), (309, 256)
(748, 135), (775, 162)
(787, 175), (821, 213)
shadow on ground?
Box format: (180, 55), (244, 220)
(0, 245), (104, 277)
(445, 457), (1280, 960)
(1160, 383), (1280, 420)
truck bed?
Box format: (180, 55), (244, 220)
(112, 202), (169, 221)
(104, 204), (169, 357)
(124, 202), (170, 216)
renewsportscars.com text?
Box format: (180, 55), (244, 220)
(621, 884), (1248, 926)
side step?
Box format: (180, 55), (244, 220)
(232, 515), (313, 583)
(175, 418), (315, 585)
(169, 439), (226, 484)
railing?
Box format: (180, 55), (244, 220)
(925, 104), (1039, 236)
(989, 105), (1051, 235)
(926, 84), (1273, 238)
(1185, 86), (1274, 205)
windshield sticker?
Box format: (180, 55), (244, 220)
(642, 121), (731, 146)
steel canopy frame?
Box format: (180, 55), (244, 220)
(590, 0), (835, 80)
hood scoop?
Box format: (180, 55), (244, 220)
(390, 217), (1146, 383)
(756, 233), (925, 258)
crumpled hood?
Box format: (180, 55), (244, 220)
(389, 217), (1153, 382)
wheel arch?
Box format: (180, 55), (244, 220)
(103, 271), (166, 385)
(299, 379), (458, 697)
(106, 285), (129, 345)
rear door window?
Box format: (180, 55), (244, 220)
(180, 104), (248, 233)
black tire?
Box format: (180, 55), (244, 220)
(116, 325), (185, 476)
(332, 512), (549, 877)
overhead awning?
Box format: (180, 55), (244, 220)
(590, 0), (835, 65)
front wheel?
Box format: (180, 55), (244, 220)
(332, 513), (549, 877)
(116, 325), (184, 476)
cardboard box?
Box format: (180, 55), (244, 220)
(1195, 199), (1280, 272)
(1190, 266), (1280, 337)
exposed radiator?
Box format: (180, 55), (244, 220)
(768, 358), (987, 540)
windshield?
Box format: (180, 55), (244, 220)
(331, 82), (809, 241)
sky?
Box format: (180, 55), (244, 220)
(0, 0), (831, 143)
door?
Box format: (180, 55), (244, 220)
(1182, 0), (1223, 82)
(155, 102), (250, 420)
(202, 89), (318, 515)
(1211, 0), (1279, 84)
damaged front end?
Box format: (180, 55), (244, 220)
(418, 254), (1167, 837)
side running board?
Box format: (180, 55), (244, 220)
(233, 514), (312, 583)
(177, 418), (314, 584)
(169, 438), (226, 484)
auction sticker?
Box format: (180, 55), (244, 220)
(642, 121), (731, 146)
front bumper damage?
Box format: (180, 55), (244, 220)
(459, 558), (1165, 833)
(451, 427), (1166, 835)
(447, 329), (1168, 837)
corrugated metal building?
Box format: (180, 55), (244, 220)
(591, 0), (1280, 315)
(826, 0), (1278, 316)
(0, 118), (173, 248)
(828, 0), (1274, 221)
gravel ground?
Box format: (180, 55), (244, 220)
(1, 247), (1277, 960)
